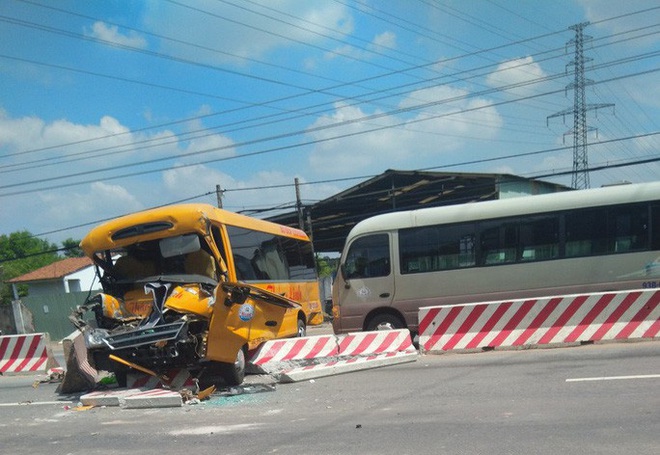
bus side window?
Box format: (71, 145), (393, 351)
(652, 205), (660, 250)
(480, 223), (517, 265)
(344, 234), (390, 279)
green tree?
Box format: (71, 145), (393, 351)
(0, 231), (59, 305)
(315, 255), (338, 278)
(62, 238), (84, 258)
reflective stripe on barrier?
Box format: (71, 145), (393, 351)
(0, 333), (56, 374)
(419, 289), (660, 354)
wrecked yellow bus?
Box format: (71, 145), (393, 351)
(71, 203), (323, 386)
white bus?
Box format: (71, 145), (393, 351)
(331, 182), (660, 334)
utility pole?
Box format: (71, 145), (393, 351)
(547, 22), (614, 189)
(216, 184), (224, 208)
(295, 178), (304, 231)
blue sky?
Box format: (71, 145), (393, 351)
(1, 0), (658, 247)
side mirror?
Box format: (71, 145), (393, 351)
(223, 285), (251, 307)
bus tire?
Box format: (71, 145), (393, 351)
(366, 313), (404, 331)
(216, 345), (246, 386)
(297, 318), (307, 337)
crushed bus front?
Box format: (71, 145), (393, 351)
(71, 205), (307, 387)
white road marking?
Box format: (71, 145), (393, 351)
(566, 374), (660, 383)
(0, 401), (75, 407)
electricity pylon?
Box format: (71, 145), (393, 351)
(547, 22), (614, 189)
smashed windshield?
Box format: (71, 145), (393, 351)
(108, 234), (218, 284)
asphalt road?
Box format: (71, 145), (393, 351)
(1, 341), (658, 455)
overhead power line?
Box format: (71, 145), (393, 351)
(2, 22), (656, 175)
(0, 58), (657, 197)
(2, 3), (656, 169)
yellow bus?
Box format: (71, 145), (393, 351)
(72, 203), (322, 386)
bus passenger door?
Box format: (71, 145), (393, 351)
(333, 233), (394, 332)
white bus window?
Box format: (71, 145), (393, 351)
(344, 234), (390, 279)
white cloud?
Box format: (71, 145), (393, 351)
(0, 112), (171, 171)
(33, 182), (143, 241)
(325, 30), (397, 61)
(307, 87), (503, 175)
(580, 0), (660, 38)
(372, 31), (396, 50)
(161, 165), (306, 214)
(162, 164), (225, 196)
(144, 0), (352, 63)
(87, 22), (148, 49)
(182, 134), (236, 161)
(0, 109), (243, 242)
(485, 56), (548, 98)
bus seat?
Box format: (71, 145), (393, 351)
(184, 250), (217, 279)
(114, 255), (157, 279)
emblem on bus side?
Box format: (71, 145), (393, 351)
(357, 286), (371, 299)
(238, 303), (255, 322)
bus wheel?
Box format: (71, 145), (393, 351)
(366, 313), (404, 331)
(297, 318), (307, 337)
(216, 345), (246, 386)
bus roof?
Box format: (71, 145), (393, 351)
(348, 181), (660, 238)
(80, 203), (309, 255)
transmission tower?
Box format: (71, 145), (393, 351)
(547, 22), (614, 189)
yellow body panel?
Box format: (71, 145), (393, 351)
(164, 285), (214, 318)
(251, 281), (324, 325)
(205, 284), (299, 363)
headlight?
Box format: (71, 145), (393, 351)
(84, 328), (110, 349)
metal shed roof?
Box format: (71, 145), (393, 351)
(266, 170), (568, 253)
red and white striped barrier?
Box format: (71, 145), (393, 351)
(248, 334), (338, 373)
(248, 329), (418, 381)
(337, 330), (415, 357)
(419, 289), (660, 354)
(0, 333), (58, 374)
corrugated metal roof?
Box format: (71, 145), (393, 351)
(265, 170), (569, 252)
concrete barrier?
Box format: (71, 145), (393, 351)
(248, 329), (418, 381)
(278, 351), (418, 383)
(0, 333), (59, 374)
(247, 334), (338, 374)
(80, 388), (182, 408)
(58, 330), (98, 393)
(419, 289), (660, 354)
